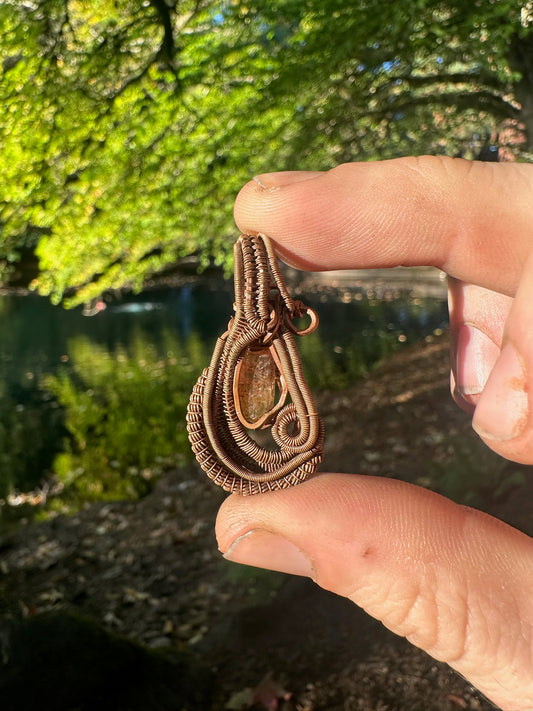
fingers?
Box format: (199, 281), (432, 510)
(236, 159), (533, 463)
(472, 249), (533, 463)
(234, 158), (533, 295)
(448, 278), (512, 413)
(216, 474), (533, 710)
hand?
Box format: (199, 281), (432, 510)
(216, 158), (533, 710)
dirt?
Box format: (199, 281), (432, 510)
(1, 331), (532, 711)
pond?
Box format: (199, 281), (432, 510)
(0, 276), (448, 508)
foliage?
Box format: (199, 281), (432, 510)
(299, 328), (398, 391)
(1, 1), (533, 305)
(43, 330), (207, 503)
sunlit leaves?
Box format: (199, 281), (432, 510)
(0, 0), (531, 305)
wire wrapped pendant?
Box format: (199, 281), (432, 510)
(186, 234), (324, 495)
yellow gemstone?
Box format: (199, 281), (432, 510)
(236, 348), (276, 424)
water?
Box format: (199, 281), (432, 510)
(0, 281), (448, 503)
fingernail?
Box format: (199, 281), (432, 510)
(454, 324), (501, 399)
(223, 529), (316, 579)
(473, 343), (529, 442)
(253, 171), (322, 190)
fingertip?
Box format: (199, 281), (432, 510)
(252, 170), (325, 190)
(215, 491), (255, 554)
(222, 528), (317, 579)
(233, 171), (334, 270)
(466, 250), (533, 464)
(472, 342), (528, 443)
(234, 170), (324, 224)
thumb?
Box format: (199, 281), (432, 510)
(234, 158), (533, 296)
(216, 474), (533, 711)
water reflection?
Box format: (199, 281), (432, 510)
(0, 283), (448, 503)
(43, 332), (207, 504)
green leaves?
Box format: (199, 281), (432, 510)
(0, 0), (531, 305)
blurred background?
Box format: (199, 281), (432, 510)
(0, 2), (532, 710)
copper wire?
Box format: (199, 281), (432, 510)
(186, 234), (324, 495)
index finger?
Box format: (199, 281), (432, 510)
(234, 157), (533, 297)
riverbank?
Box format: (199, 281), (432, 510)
(0, 263), (448, 300)
(1, 331), (531, 710)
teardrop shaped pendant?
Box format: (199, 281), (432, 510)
(186, 234), (324, 495)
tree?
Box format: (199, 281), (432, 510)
(1, 0), (532, 306)
(251, 0), (532, 162)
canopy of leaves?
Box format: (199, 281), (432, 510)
(1, 0), (532, 306)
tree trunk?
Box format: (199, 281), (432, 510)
(510, 33), (533, 153)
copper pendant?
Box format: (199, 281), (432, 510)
(186, 234), (324, 495)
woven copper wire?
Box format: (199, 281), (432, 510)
(186, 234), (324, 495)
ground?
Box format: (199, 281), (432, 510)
(1, 331), (532, 710)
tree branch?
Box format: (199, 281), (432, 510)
(149, 0), (176, 64)
(373, 89), (522, 122)
(398, 71), (505, 90)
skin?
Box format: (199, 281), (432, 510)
(215, 157), (533, 710)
